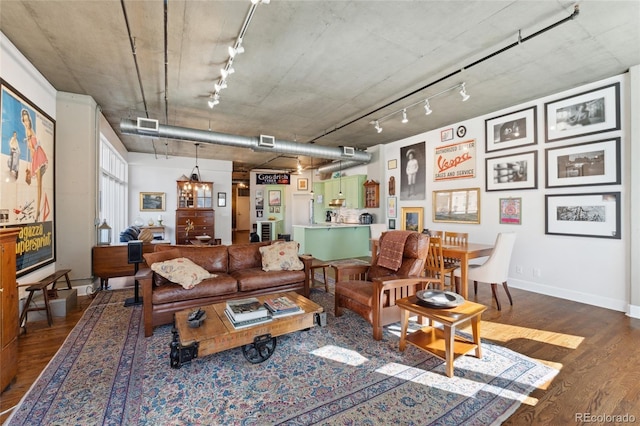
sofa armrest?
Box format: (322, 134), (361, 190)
(136, 267), (155, 337)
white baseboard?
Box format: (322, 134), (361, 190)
(627, 304), (640, 319)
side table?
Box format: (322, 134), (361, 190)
(396, 296), (487, 377)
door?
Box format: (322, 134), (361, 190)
(292, 194), (312, 225)
(236, 189), (250, 231)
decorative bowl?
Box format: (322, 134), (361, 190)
(195, 235), (211, 242)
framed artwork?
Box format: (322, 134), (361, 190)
(269, 206), (274, 213)
(400, 141), (426, 201)
(441, 128), (453, 142)
(433, 188), (480, 224)
(0, 79), (56, 276)
(545, 137), (620, 188)
(387, 159), (397, 170)
(257, 210), (263, 218)
(499, 198), (522, 225)
(387, 197), (397, 218)
(297, 178), (308, 191)
(388, 219), (396, 230)
(485, 151), (538, 192)
(268, 190), (281, 206)
(545, 192), (620, 239)
(485, 106), (537, 153)
(545, 82), (620, 142)
(217, 192), (226, 207)
(434, 139), (476, 181)
(255, 189), (264, 210)
(140, 192), (166, 211)
(400, 207), (423, 231)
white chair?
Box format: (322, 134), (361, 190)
(453, 232), (517, 310)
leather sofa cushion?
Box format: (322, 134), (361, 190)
(152, 273), (238, 305)
(231, 268), (306, 292)
(154, 244), (228, 273)
(228, 242), (270, 272)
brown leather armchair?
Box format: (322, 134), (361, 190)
(334, 231), (430, 340)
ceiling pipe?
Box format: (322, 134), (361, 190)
(120, 119), (371, 167)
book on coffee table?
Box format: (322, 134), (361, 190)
(224, 309), (273, 329)
(226, 297), (269, 322)
(264, 296), (302, 317)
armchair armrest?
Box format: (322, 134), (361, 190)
(136, 267), (155, 337)
(333, 263), (370, 283)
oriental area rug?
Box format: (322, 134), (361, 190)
(6, 288), (557, 425)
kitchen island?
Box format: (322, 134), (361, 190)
(292, 223), (371, 261)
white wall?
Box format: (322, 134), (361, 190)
(127, 152), (233, 245)
(382, 74), (631, 314)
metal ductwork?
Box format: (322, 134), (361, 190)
(120, 119), (371, 168)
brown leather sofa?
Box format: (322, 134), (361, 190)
(136, 241), (312, 336)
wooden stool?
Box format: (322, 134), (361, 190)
(310, 262), (331, 292)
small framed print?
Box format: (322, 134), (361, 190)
(485, 106), (537, 153)
(499, 198), (521, 225)
(387, 159), (397, 170)
(268, 190), (281, 206)
(140, 192), (165, 211)
(401, 207), (423, 231)
(441, 128), (453, 142)
(485, 151), (538, 192)
(545, 192), (620, 239)
(387, 197), (397, 218)
(297, 178), (308, 191)
(545, 138), (620, 188)
(388, 218), (396, 230)
(217, 192), (226, 207)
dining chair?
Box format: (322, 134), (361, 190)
(442, 231), (468, 283)
(424, 236), (458, 291)
(453, 232), (517, 310)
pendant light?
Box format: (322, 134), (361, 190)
(338, 161), (343, 197)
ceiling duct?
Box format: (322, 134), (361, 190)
(120, 119), (371, 167)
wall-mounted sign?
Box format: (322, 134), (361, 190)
(256, 173), (290, 185)
(434, 139), (476, 182)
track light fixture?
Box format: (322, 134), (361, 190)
(370, 82), (470, 132)
(207, 93), (220, 109)
(220, 66), (235, 79)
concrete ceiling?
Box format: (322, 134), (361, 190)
(1, 0), (638, 173)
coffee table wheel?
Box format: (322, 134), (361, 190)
(242, 333), (277, 364)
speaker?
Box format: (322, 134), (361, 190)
(127, 240), (144, 264)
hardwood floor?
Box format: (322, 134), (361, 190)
(2, 279), (639, 424)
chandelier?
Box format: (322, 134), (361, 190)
(184, 143), (209, 191)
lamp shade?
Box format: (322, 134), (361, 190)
(97, 219), (112, 245)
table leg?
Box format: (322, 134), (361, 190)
(399, 308), (409, 352)
(444, 325), (454, 378)
(471, 315), (482, 359)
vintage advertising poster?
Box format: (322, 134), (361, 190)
(1, 80), (55, 276)
(434, 139), (476, 181)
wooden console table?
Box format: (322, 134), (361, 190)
(92, 243), (159, 289)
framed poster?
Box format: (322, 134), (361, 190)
(268, 190), (281, 206)
(545, 192), (620, 239)
(485, 106), (537, 153)
(545, 83), (620, 142)
(140, 192), (166, 211)
(400, 207), (423, 231)
(434, 139), (476, 181)
(217, 192), (227, 207)
(433, 188), (480, 224)
(545, 138), (620, 188)
(400, 141), (426, 201)
(485, 151), (538, 192)
(387, 197), (397, 218)
(297, 178), (308, 191)
(255, 189), (264, 210)
(0, 80), (56, 276)
(499, 198), (522, 225)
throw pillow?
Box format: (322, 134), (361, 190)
(150, 257), (216, 289)
(259, 241), (304, 272)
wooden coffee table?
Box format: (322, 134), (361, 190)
(170, 291), (324, 368)
(396, 296), (487, 377)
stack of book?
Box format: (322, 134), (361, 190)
(263, 296), (302, 318)
(225, 298), (272, 329)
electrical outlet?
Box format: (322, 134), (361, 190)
(533, 268), (541, 278)
(516, 265), (524, 274)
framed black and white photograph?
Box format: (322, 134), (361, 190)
(545, 82), (620, 142)
(545, 138), (620, 188)
(217, 192), (226, 207)
(485, 151), (537, 192)
(432, 188), (480, 224)
(400, 141), (426, 201)
(485, 106), (537, 153)
(545, 192), (620, 239)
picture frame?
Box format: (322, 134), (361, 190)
(297, 178), (308, 191)
(400, 207), (423, 231)
(485, 151), (538, 192)
(545, 192), (620, 239)
(485, 106), (537, 153)
(1, 79), (56, 276)
(388, 219), (396, 230)
(434, 139), (476, 181)
(499, 198), (522, 225)
(433, 188), (480, 224)
(255, 189), (264, 210)
(387, 197), (397, 218)
(545, 137), (621, 188)
(544, 82), (620, 142)
(387, 159), (397, 170)
(140, 192), (165, 211)
(217, 192), (226, 207)
(268, 190), (281, 206)
(400, 141), (426, 201)
(441, 128), (453, 142)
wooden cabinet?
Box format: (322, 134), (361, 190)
(177, 180), (213, 208)
(1, 229), (20, 393)
(175, 209), (215, 244)
(364, 180), (380, 208)
(322, 175), (366, 209)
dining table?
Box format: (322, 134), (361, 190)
(440, 242), (495, 299)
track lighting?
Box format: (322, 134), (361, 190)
(401, 109), (408, 124)
(214, 81), (227, 92)
(424, 100), (432, 115)
(207, 93), (220, 108)
(228, 41), (245, 58)
(374, 120), (382, 133)
(459, 83), (470, 101)
(220, 66), (235, 79)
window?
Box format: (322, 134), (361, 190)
(99, 135), (128, 240)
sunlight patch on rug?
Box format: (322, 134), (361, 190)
(310, 345), (370, 366)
